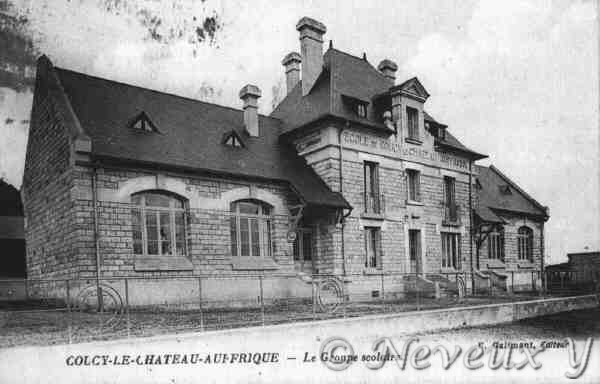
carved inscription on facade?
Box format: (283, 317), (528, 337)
(343, 132), (469, 171)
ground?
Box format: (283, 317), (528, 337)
(1, 293), (593, 348)
(420, 307), (600, 341)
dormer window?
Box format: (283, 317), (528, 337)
(406, 106), (419, 141)
(356, 103), (367, 118)
(438, 126), (446, 141)
(222, 130), (245, 148)
(130, 111), (158, 133)
(499, 185), (512, 195)
(342, 95), (369, 119)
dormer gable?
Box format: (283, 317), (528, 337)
(222, 130), (245, 148)
(393, 77), (430, 102)
(130, 111), (159, 133)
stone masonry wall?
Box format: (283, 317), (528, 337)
(71, 166), (319, 279)
(22, 72), (77, 280)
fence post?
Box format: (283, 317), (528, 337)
(416, 284), (421, 311)
(198, 277), (204, 332)
(511, 271), (515, 294)
(124, 278), (130, 339)
(341, 278), (346, 318)
(380, 272), (385, 312)
(312, 279), (316, 320)
(259, 276), (265, 326)
(66, 279), (72, 344)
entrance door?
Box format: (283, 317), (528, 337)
(293, 228), (314, 274)
(408, 229), (422, 274)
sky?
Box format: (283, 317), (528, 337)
(0, 0), (598, 263)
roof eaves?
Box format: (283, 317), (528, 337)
(434, 140), (488, 160)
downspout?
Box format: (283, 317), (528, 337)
(91, 166), (103, 310)
(468, 160), (475, 293)
(339, 122), (349, 277)
(540, 222), (545, 293)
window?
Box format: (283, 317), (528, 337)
(293, 230), (312, 262)
(224, 134), (243, 147)
(441, 233), (461, 269)
(230, 200), (272, 258)
(443, 176), (458, 222)
(364, 227), (382, 269)
(488, 228), (505, 261)
(131, 192), (186, 256)
(131, 111), (158, 133)
(364, 161), (381, 213)
(438, 127), (446, 141)
(357, 103), (367, 118)
(406, 169), (421, 202)
(499, 185), (512, 195)
(409, 229), (422, 273)
(406, 107), (419, 140)
(443, 176), (456, 205)
(517, 226), (533, 261)
(223, 130), (244, 148)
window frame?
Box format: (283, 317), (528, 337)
(406, 169), (421, 202)
(443, 176), (456, 207)
(293, 228), (313, 263)
(488, 228), (505, 261)
(363, 161), (381, 213)
(406, 106), (419, 140)
(441, 232), (461, 270)
(131, 191), (187, 257)
(230, 199), (273, 259)
(517, 226), (534, 262)
(408, 229), (422, 273)
(364, 227), (382, 269)
(356, 103), (367, 118)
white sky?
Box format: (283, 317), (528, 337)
(0, 0), (598, 263)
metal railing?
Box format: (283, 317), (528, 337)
(364, 193), (385, 215)
(442, 203), (461, 225)
(0, 269), (583, 348)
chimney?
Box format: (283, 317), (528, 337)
(377, 59), (398, 84)
(239, 84), (261, 137)
(282, 52), (302, 94)
(296, 17), (326, 96)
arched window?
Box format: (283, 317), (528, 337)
(229, 200), (272, 258)
(517, 226), (533, 261)
(488, 227), (505, 261)
(131, 192), (186, 256)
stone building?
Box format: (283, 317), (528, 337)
(22, 17), (548, 303)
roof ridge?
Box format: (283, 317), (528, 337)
(488, 164), (548, 215)
(55, 67), (283, 123)
(326, 47), (391, 83)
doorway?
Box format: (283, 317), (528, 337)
(408, 229), (422, 274)
(293, 228), (314, 274)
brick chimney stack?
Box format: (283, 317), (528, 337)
(296, 17), (326, 96)
(282, 52), (302, 94)
(377, 59), (398, 84)
(239, 84), (261, 137)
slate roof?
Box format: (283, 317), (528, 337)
(272, 48), (393, 135)
(47, 60), (349, 209)
(476, 165), (548, 219)
(272, 48), (486, 159)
